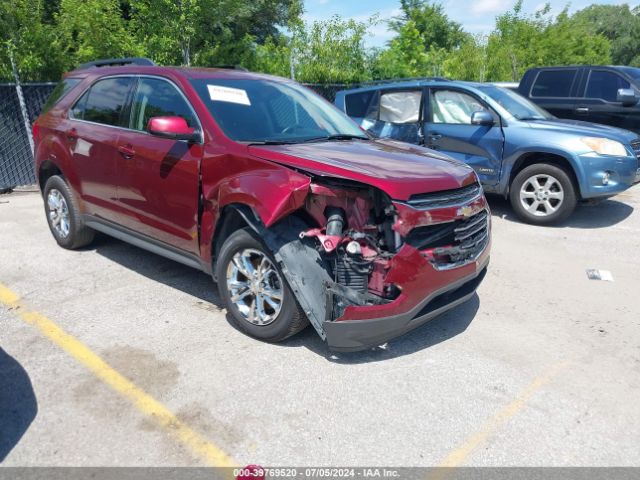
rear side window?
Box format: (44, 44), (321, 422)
(129, 77), (198, 131)
(531, 69), (577, 98)
(344, 90), (379, 119)
(42, 78), (81, 114)
(379, 90), (422, 124)
(586, 70), (630, 102)
(71, 77), (134, 126)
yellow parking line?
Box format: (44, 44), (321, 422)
(0, 283), (238, 469)
(437, 360), (571, 469)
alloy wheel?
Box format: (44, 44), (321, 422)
(519, 174), (564, 217)
(226, 248), (284, 326)
(47, 189), (70, 238)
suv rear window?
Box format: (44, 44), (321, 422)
(71, 77), (134, 127)
(41, 78), (81, 114)
(531, 69), (577, 98)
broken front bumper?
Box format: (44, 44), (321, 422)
(324, 245), (490, 352)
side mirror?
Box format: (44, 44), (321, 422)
(617, 88), (637, 106)
(147, 116), (200, 142)
(470, 111), (495, 126)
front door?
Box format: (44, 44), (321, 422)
(575, 69), (640, 133)
(423, 88), (504, 187)
(115, 76), (203, 254)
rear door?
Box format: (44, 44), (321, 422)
(66, 76), (135, 221)
(575, 68), (640, 132)
(528, 68), (581, 120)
(115, 76), (203, 253)
(423, 87), (504, 186)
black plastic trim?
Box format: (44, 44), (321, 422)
(82, 215), (209, 273)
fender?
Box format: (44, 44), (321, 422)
(498, 145), (584, 196)
(217, 206), (334, 339)
(36, 128), (82, 199)
(198, 157), (312, 267)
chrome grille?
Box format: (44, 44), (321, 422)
(407, 209), (489, 270)
(405, 183), (482, 209)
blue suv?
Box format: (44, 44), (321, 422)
(336, 80), (640, 225)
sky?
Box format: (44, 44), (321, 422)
(303, 0), (632, 47)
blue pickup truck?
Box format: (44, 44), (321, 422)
(335, 80), (640, 225)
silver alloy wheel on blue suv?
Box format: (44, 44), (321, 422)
(509, 163), (577, 225)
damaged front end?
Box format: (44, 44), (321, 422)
(261, 177), (491, 352)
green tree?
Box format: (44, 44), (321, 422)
(573, 4), (640, 66)
(484, 2), (610, 81)
(299, 15), (375, 83)
(0, 0), (64, 81)
(56, 0), (143, 69)
(373, 0), (469, 78)
(129, 0), (302, 67)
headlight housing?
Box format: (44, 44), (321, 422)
(580, 137), (628, 156)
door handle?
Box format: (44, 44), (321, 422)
(118, 145), (135, 159)
(575, 107), (589, 114)
(66, 128), (78, 142)
(428, 134), (442, 143)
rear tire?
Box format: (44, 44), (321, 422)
(215, 228), (308, 342)
(509, 163), (577, 225)
(43, 175), (94, 249)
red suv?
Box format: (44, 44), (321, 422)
(33, 58), (491, 351)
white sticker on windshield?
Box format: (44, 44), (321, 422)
(207, 85), (251, 106)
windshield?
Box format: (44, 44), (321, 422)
(619, 67), (640, 82)
(190, 78), (367, 144)
(477, 85), (554, 120)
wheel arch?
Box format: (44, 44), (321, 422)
(38, 160), (64, 194)
(209, 203), (316, 279)
(504, 151), (582, 199)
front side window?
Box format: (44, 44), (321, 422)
(531, 69), (577, 98)
(190, 79), (366, 143)
(129, 78), (198, 131)
(72, 77), (134, 126)
(431, 90), (487, 124)
(379, 90), (421, 124)
(586, 70), (630, 102)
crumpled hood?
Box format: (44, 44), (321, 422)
(248, 138), (477, 201)
(523, 119), (638, 144)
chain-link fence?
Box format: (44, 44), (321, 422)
(0, 83), (56, 189)
(0, 81), (353, 190)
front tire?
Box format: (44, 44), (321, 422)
(509, 163), (577, 225)
(43, 175), (94, 249)
(215, 228), (308, 342)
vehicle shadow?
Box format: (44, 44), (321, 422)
(0, 348), (38, 462)
(92, 234), (224, 308)
(92, 235), (479, 362)
(281, 294), (480, 363)
(486, 194), (634, 229)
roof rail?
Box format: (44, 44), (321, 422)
(211, 65), (249, 72)
(359, 76), (450, 86)
(77, 57), (156, 70)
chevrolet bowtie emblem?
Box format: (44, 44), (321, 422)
(457, 205), (476, 218)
